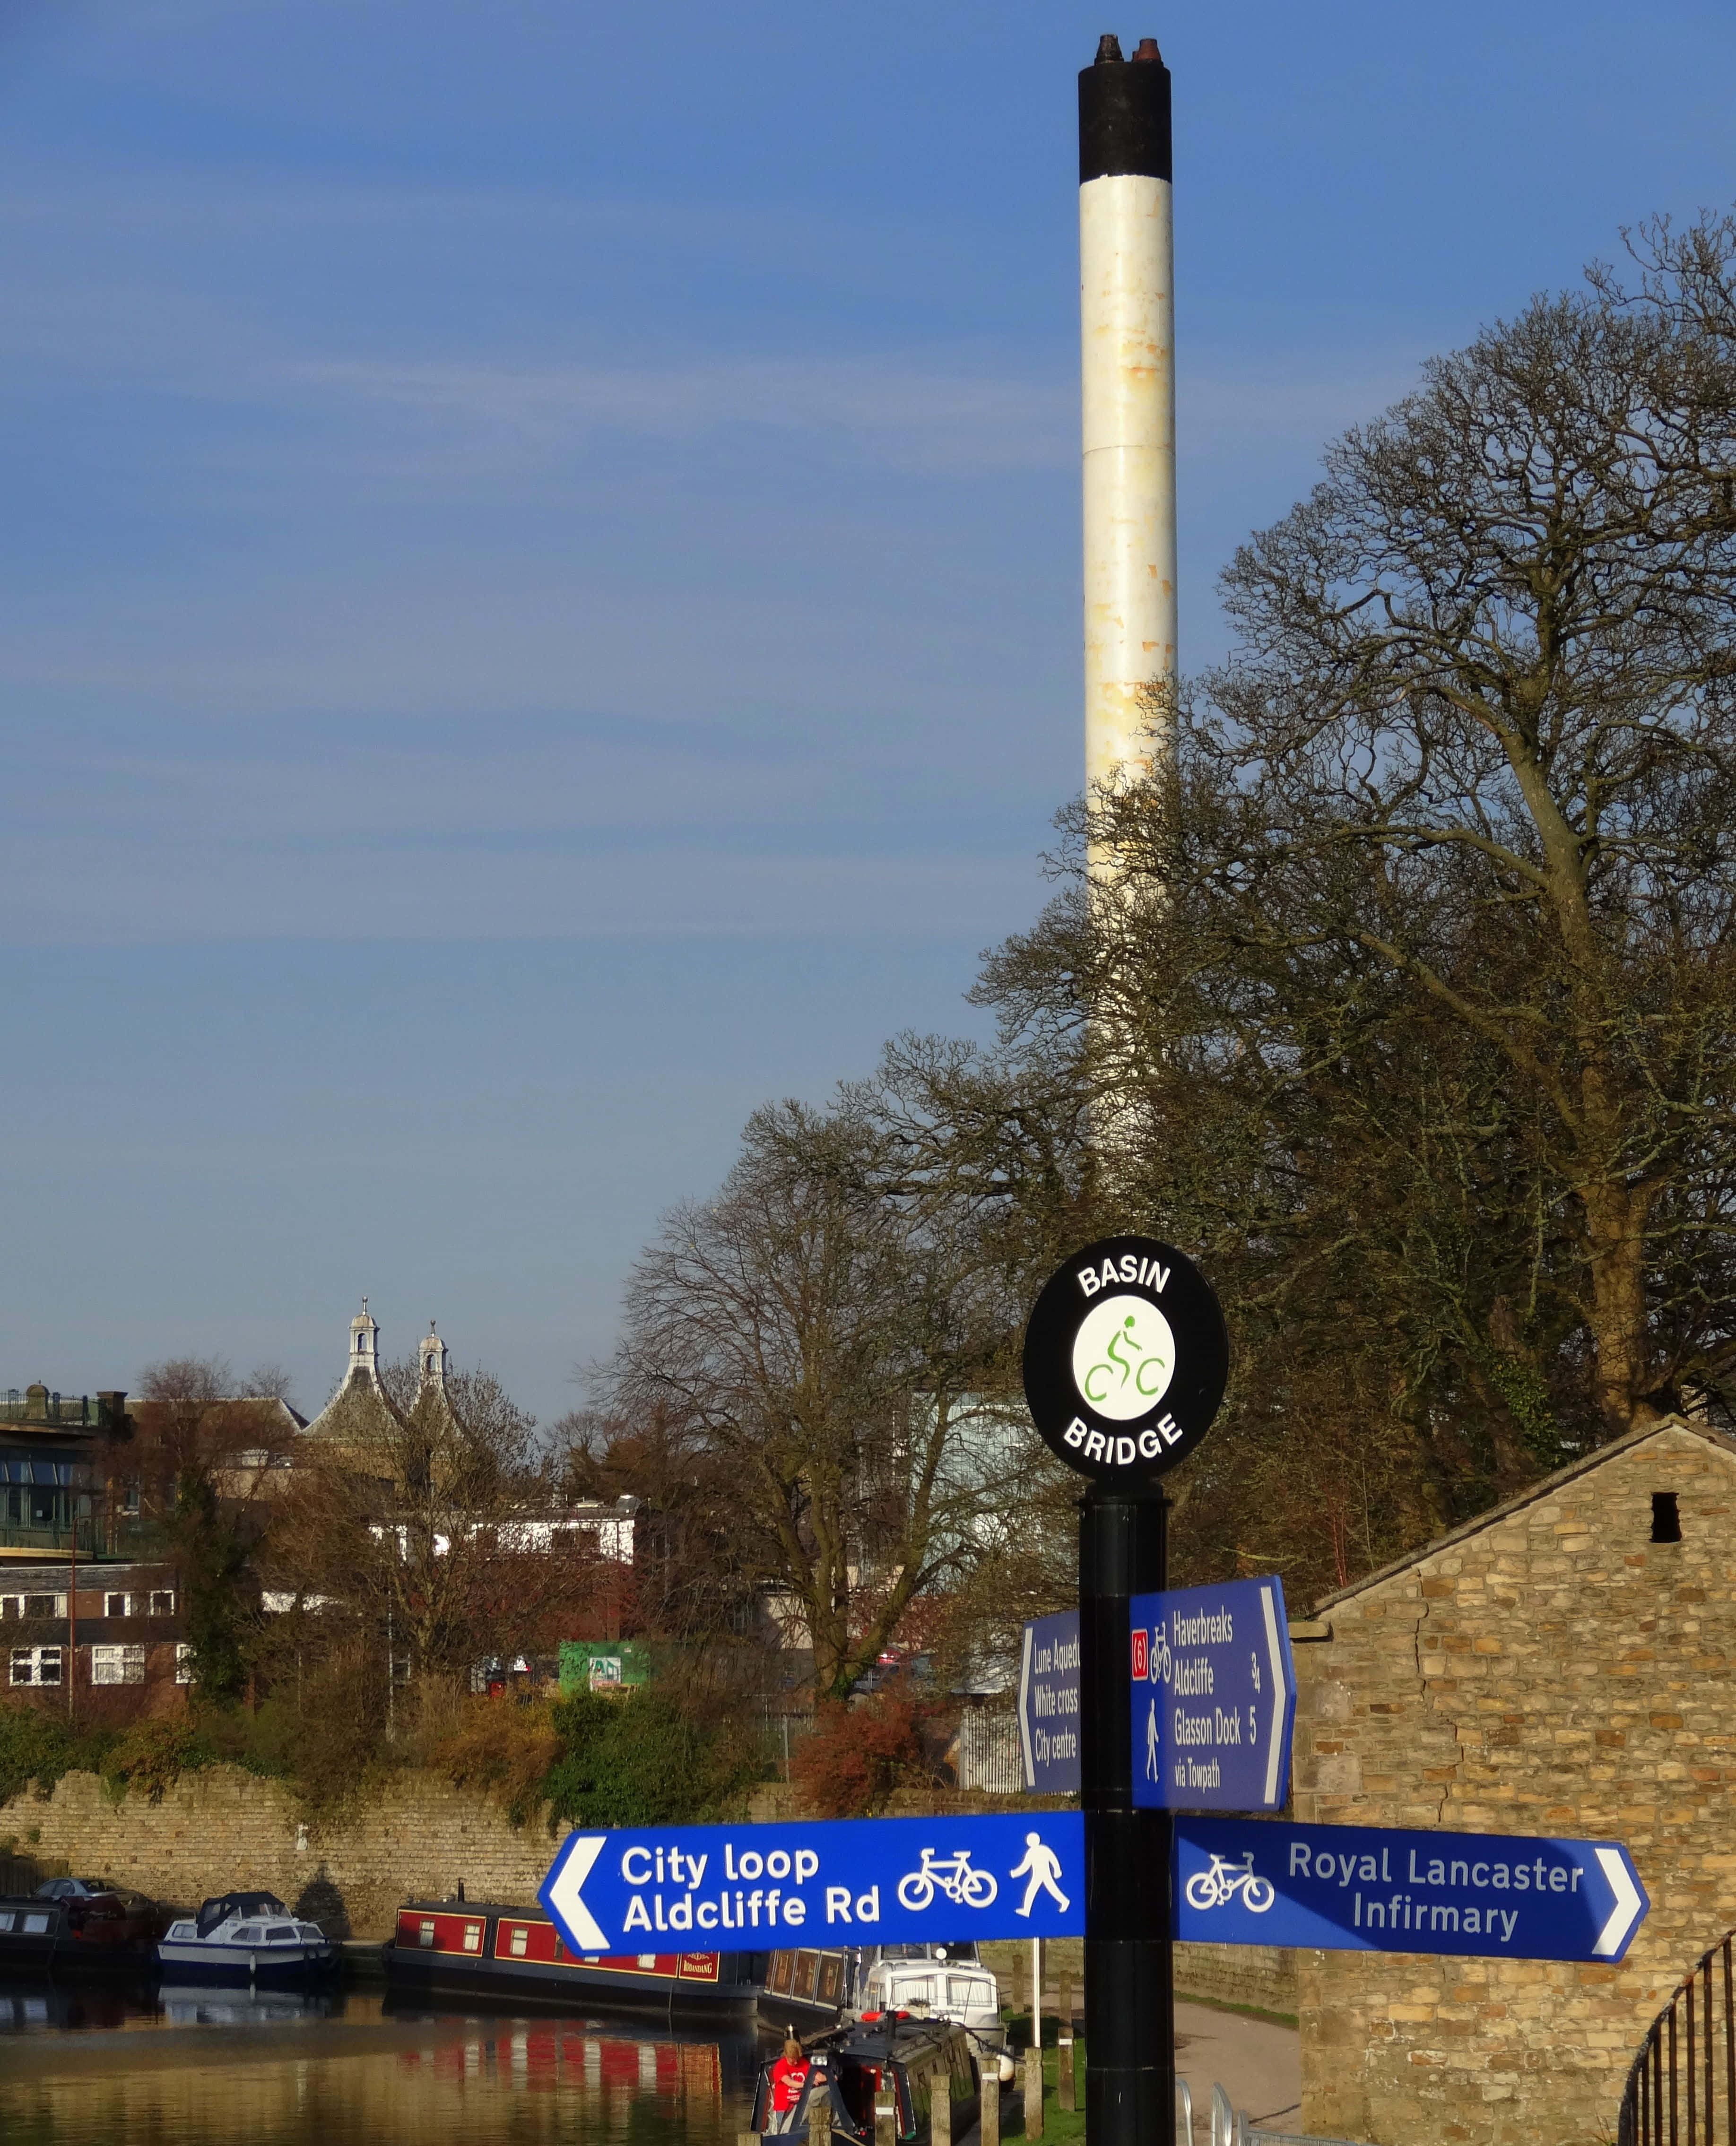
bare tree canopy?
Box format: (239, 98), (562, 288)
(962, 219), (1736, 1590)
(603, 1099), (1039, 1699)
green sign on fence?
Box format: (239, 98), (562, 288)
(558, 1640), (651, 1696)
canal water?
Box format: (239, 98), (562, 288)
(0, 1983), (762, 2146)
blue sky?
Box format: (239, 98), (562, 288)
(3, 1), (1734, 1426)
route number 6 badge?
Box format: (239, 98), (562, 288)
(1021, 1235), (1229, 1483)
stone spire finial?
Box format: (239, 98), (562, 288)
(347, 1298), (382, 1391)
(419, 1320), (449, 1394)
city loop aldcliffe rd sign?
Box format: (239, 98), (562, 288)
(1022, 1235), (1228, 1483)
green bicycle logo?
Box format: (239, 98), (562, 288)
(1071, 1294), (1177, 1422)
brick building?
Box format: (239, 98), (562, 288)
(1, 1559), (188, 1714)
(1288, 1412), (1736, 2146)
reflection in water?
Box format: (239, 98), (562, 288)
(0, 1984), (758, 2146)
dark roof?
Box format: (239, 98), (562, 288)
(196, 1891), (290, 1935)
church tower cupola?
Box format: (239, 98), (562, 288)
(347, 1297), (382, 1392)
(419, 1321), (449, 1395)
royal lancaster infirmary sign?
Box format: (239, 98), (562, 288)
(1022, 1235), (1229, 1482)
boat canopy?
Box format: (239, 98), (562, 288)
(196, 1891), (290, 1936)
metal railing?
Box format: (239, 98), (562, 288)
(0, 1514), (104, 1556)
(0, 1392), (95, 1427)
(1620, 1930), (1736, 2146)
(1180, 2077), (1371, 2146)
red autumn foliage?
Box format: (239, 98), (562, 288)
(790, 1685), (942, 1818)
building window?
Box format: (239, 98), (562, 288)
(89, 1644), (145, 1686)
(104, 1592), (131, 1618)
(1652, 1491), (1683, 1543)
(23, 1594), (64, 1620)
(149, 1590), (176, 1616)
(10, 1647), (62, 1687)
(174, 1643), (194, 1684)
(122, 1481), (141, 1515)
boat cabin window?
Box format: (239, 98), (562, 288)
(267, 1925), (297, 1941)
(234, 1926), (261, 1944)
(21, 1915), (49, 1934)
(418, 1919), (436, 1947)
(462, 1922), (483, 1952)
(168, 1923), (194, 1939)
(508, 1925), (529, 1956)
(299, 1925), (324, 1942)
(0, 1913), (13, 1932)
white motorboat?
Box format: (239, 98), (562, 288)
(155, 1891), (337, 1985)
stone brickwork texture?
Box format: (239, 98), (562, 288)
(0, 1765), (556, 1937)
(1173, 1938), (1297, 2018)
(1290, 1419), (1736, 2146)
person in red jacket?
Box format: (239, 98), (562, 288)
(767, 2035), (810, 2131)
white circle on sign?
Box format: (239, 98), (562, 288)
(1071, 1295), (1177, 1420)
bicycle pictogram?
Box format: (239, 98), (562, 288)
(1183, 1852), (1275, 1914)
(1150, 1619), (1172, 1685)
(1081, 1313), (1172, 1406)
(896, 1847), (998, 1911)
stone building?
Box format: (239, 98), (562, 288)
(1289, 1412), (1736, 2146)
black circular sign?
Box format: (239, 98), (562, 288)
(1021, 1235), (1228, 1482)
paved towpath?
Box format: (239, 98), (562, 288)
(1174, 1999), (1302, 2138)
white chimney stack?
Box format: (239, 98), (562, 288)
(1079, 35), (1176, 833)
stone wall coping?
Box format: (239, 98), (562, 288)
(1309, 1416), (1733, 1618)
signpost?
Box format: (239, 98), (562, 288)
(1174, 1816), (1648, 1964)
(535, 1806), (1648, 1962)
(1018, 1610), (1082, 1795)
(524, 1198), (1652, 2146)
(1022, 1233), (1229, 2146)
(540, 1811), (1087, 1953)
(1129, 1577), (1296, 1812)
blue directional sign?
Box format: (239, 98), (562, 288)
(1173, 1815), (1649, 1963)
(1019, 1611), (1082, 1794)
(1129, 1576), (1296, 1812)
(539, 1812), (1086, 1955)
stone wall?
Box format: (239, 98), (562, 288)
(0, 1765), (556, 1937)
(1290, 1419), (1736, 2146)
(1174, 1939), (1297, 2019)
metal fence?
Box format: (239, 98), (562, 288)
(1620, 1930), (1736, 2146)
(954, 1705), (1023, 1794)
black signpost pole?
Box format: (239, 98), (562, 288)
(1022, 1234), (1226, 2146)
(1080, 1485), (1172, 2146)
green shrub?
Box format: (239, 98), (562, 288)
(0, 1705), (122, 1805)
(100, 1720), (210, 1804)
(544, 1689), (763, 1830)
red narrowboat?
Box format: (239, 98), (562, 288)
(383, 1898), (764, 2015)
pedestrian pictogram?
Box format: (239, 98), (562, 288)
(1010, 1831), (1071, 1918)
(539, 1813), (1085, 1956)
(1129, 1576), (1297, 1812)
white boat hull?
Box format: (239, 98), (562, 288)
(155, 1938), (337, 1985)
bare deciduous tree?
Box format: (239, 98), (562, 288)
(604, 1100), (1037, 1700)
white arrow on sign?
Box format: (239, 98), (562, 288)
(1593, 1847), (1644, 1959)
(1258, 1582), (1288, 1806)
(544, 1833), (609, 1950)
